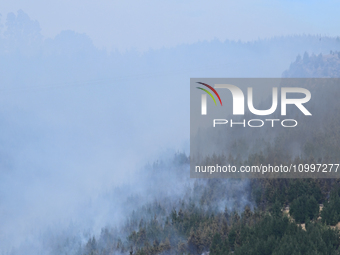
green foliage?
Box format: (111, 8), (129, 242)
(289, 195), (319, 223)
(210, 233), (229, 255)
(322, 187), (340, 225)
(236, 217), (339, 255)
(76, 156), (340, 255)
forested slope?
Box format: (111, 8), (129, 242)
(71, 53), (340, 255)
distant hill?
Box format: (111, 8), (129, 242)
(283, 51), (340, 77)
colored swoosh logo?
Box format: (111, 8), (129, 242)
(196, 82), (223, 106)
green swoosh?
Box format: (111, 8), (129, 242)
(196, 87), (217, 105)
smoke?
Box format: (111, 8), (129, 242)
(0, 10), (339, 255)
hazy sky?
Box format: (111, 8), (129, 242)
(1, 0), (339, 51)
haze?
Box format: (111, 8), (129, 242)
(0, 2), (339, 254)
(1, 0), (339, 51)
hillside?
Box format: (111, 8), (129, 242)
(21, 53), (340, 255)
(43, 54), (340, 255)
(283, 51), (340, 78)
(3, 12), (340, 255)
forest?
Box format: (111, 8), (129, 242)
(67, 53), (340, 255)
(75, 163), (340, 255)
(2, 11), (340, 255)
